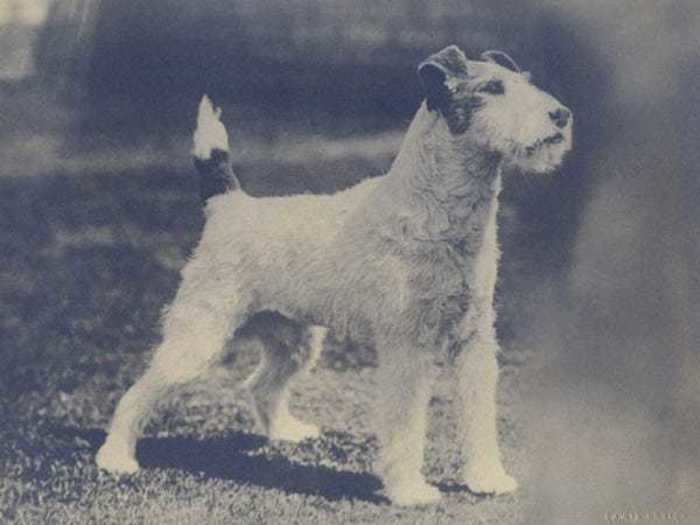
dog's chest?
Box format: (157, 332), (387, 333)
(405, 188), (501, 341)
(409, 243), (473, 311)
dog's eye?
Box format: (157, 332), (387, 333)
(477, 80), (505, 95)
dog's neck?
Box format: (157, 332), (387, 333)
(373, 102), (502, 247)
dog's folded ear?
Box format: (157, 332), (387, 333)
(418, 45), (469, 114)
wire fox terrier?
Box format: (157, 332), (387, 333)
(96, 45), (572, 506)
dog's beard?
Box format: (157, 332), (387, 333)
(510, 131), (572, 174)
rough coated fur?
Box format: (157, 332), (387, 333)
(96, 45), (572, 506)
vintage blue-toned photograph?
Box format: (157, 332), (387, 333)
(1, 1), (698, 523)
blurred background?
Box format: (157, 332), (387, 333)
(1, 1), (698, 523)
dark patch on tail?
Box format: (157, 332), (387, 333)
(193, 148), (240, 204)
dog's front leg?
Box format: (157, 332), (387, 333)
(375, 341), (441, 506)
(454, 176), (517, 495)
(455, 307), (518, 495)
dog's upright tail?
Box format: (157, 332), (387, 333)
(192, 95), (240, 203)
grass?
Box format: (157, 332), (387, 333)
(0, 94), (537, 523)
(1, 359), (525, 524)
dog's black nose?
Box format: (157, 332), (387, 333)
(549, 107), (571, 129)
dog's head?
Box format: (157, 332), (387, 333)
(418, 45), (572, 174)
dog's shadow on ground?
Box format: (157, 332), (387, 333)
(54, 426), (387, 504)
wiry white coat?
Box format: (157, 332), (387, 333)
(96, 48), (572, 506)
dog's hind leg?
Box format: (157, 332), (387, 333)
(96, 269), (251, 475)
(241, 313), (324, 442)
(375, 340), (441, 506)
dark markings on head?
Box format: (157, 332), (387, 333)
(418, 45), (482, 135)
(444, 94), (484, 134)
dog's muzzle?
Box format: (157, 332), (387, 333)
(525, 132), (565, 155)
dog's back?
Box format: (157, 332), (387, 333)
(205, 177), (378, 242)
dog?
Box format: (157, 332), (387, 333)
(96, 45), (572, 506)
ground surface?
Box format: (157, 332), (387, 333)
(1, 355), (526, 524)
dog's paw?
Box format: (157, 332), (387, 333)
(463, 465), (518, 495)
(96, 441), (140, 475)
(385, 478), (442, 507)
(269, 417), (320, 443)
